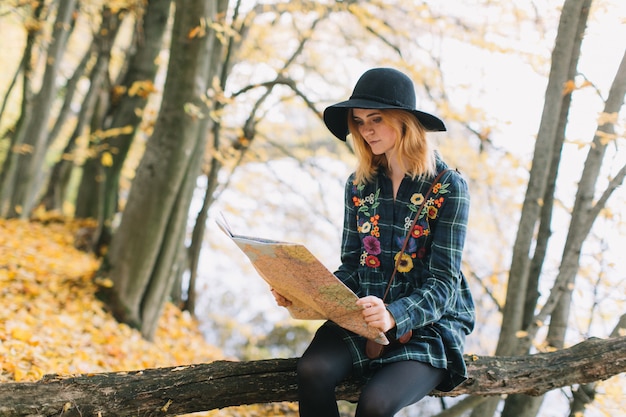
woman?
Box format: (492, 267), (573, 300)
(275, 67), (475, 417)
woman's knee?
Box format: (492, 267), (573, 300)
(297, 353), (339, 382)
(296, 354), (319, 380)
(356, 387), (397, 417)
(297, 326), (352, 384)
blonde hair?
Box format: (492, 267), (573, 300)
(348, 109), (437, 185)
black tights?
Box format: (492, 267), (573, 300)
(297, 326), (445, 417)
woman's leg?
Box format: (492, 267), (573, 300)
(355, 360), (446, 417)
(297, 326), (354, 417)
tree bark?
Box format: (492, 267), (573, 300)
(72, 6), (124, 220)
(0, 0), (77, 218)
(496, 0), (587, 358)
(0, 1), (48, 216)
(39, 44), (95, 213)
(101, 0), (227, 339)
(78, 0), (172, 234)
(472, 1), (592, 415)
(0, 337), (624, 417)
(500, 2), (593, 416)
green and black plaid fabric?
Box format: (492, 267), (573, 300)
(328, 158), (475, 392)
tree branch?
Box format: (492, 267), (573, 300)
(0, 336), (624, 417)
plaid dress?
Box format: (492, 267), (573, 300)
(326, 158), (475, 392)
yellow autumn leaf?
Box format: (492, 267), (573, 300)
(188, 25), (203, 39)
(596, 130), (618, 146)
(11, 143), (34, 154)
(11, 327), (32, 342)
(94, 276), (114, 288)
(597, 111), (618, 126)
(161, 399), (173, 412)
(562, 79), (576, 95)
(101, 152), (113, 167)
(94, 126), (134, 139)
(128, 80), (157, 98)
(488, 274), (499, 286)
(13, 367), (28, 382)
(29, 366), (45, 380)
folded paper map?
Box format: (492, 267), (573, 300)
(217, 215), (388, 345)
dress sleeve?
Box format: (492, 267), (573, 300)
(334, 175), (362, 295)
(386, 170), (471, 336)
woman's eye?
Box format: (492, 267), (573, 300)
(372, 117), (383, 124)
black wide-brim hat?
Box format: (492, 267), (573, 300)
(323, 67), (446, 141)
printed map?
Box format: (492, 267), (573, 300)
(217, 216), (389, 345)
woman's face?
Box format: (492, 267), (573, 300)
(352, 108), (400, 157)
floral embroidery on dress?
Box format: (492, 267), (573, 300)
(353, 176), (451, 271)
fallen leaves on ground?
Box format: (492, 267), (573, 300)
(0, 218), (297, 416)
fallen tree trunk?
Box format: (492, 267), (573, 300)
(1, 336), (625, 417)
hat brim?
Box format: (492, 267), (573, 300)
(323, 98), (446, 141)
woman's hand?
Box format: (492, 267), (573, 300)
(270, 288), (292, 307)
(357, 295), (396, 333)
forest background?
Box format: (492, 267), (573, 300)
(0, 0), (625, 416)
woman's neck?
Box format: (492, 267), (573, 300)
(387, 157), (406, 200)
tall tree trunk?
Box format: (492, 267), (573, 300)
(470, 0), (590, 415)
(0, 0), (77, 218)
(183, 0), (242, 314)
(548, 48), (625, 417)
(0, 1), (46, 215)
(69, 9), (121, 219)
(547, 51), (626, 351)
(500, 2), (592, 416)
(185, 157), (221, 314)
(39, 45), (95, 212)
(88, 0), (172, 255)
(100, 0), (227, 339)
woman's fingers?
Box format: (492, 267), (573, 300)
(357, 296), (395, 332)
(270, 288), (292, 307)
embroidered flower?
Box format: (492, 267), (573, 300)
(397, 235), (418, 253)
(394, 252), (414, 273)
(352, 196), (362, 207)
(359, 221), (372, 234)
(410, 193), (425, 205)
(427, 205), (438, 219)
(411, 224), (425, 238)
(364, 193), (376, 204)
(437, 182), (451, 195)
(363, 235), (381, 255)
(434, 196), (444, 208)
(365, 255), (381, 268)
(433, 182), (442, 194)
